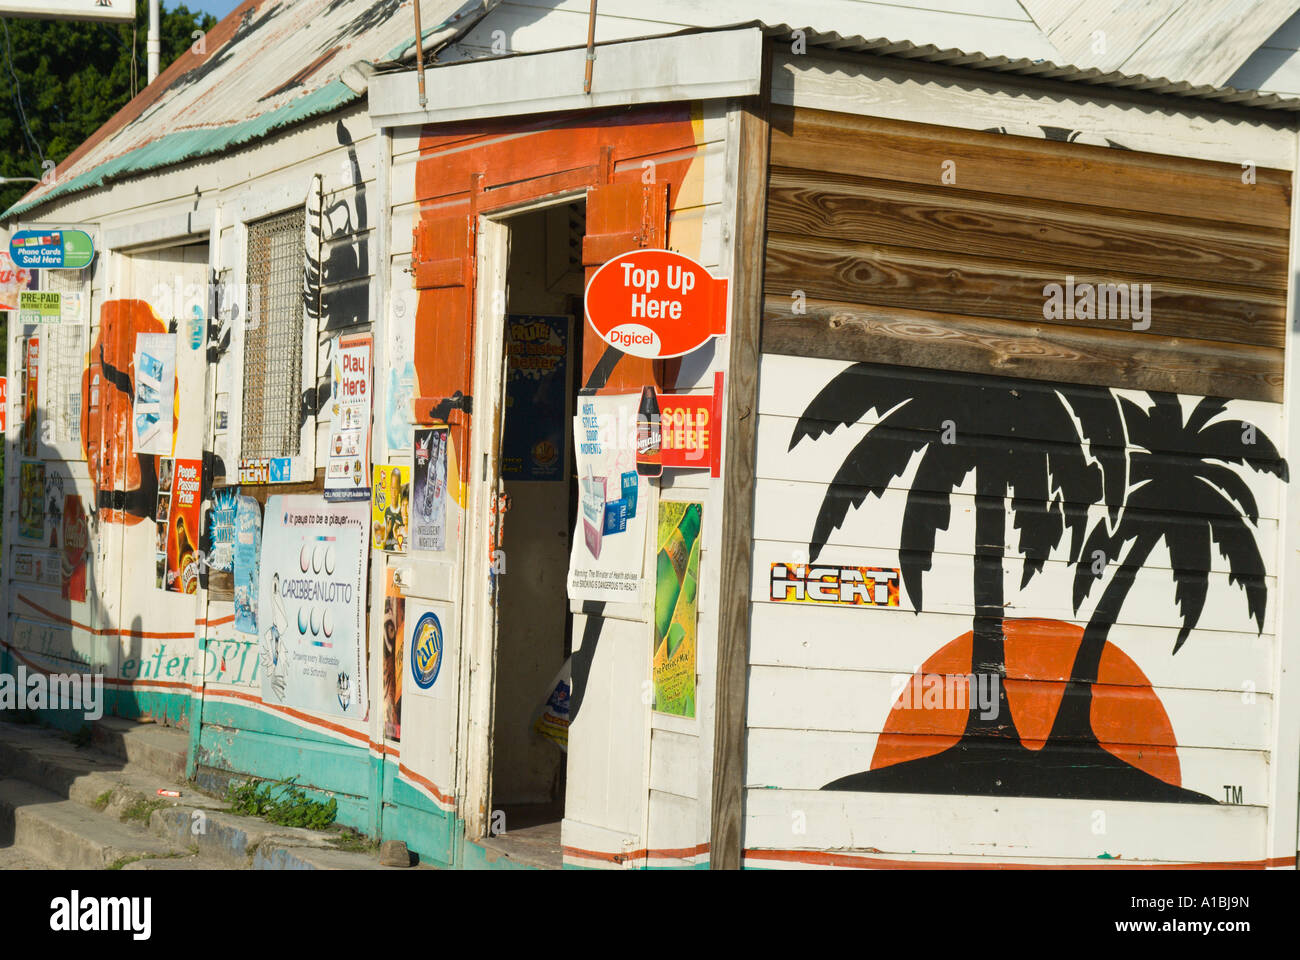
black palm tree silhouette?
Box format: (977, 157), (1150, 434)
(790, 363), (1124, 795)
(1050, 394), (1288, 777)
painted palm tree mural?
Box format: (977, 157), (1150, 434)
(789, 363), (1287, 803)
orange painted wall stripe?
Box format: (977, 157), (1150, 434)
(743, 848), (1297, 870)
(562, 841), (710, 864)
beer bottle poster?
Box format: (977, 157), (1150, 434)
(164, 459), (203, 594)
(653, 501), (701, 717)
(566, 393), (648, 603)
(412, 427), (447, 553)
(257, 497), (370, 718)
(233, 495), (261, 635)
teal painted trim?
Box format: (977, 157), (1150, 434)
(367, 751), (384, 840)
(460, 838), (543, 870)
(186, 640), (207, 781)
(5, 80), (361, 219)
(383, 19), (457, 61)
(197, 721), (371, 799)
(105, 687), (190, 726)
(200, 696), (353, 747)
(380, 765), (455, 866)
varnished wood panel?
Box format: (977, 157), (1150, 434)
(762, 296), (1283, 403)
(767, 168), (1289, 293)
(763, 107), (1290, 398)
(765, 234), (1285, 348)
(769, 107), (1290, 230)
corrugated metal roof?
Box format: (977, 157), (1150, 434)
(10, 6), (1300, 222)
(1021, 0), (1300, 87)
(5, 0), (491, 220)
(761, 23), (1300, 113)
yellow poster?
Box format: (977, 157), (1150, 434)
(653, 501), (701, 717)
(372, 464), (410, 553)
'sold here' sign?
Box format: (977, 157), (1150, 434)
(585, 249), (728, 359)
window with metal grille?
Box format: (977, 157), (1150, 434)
(242, 208), (306, 460)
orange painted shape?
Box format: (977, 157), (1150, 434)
(82, 299), (167, 525)
(871, 619), (1182, 788)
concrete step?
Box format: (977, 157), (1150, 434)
(91, 717), (188, 782)
(150, 805), (425, 870)
(0, 719), (221, 823)
(121, 855), (215, 870)
(0, 778), (187, 870)
(0, 719), (429, 870)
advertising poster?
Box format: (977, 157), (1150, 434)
(257, 497), (369, 719)
(14, 548), (61, 587)
(44, 472), (64, 547)
(16, 290), (84, 324)
(61, 494), (89, 603)
(233, 495), (262, 635)
(155, 458), (172, 588)
(19, 462), (44, 540)
(502, 314), (568, 482)
(412, 427), (447, 553)
(325, 334), (372, 501)
(566, 394), (649, 603)
(372, 463), (410, 553)
(653, 501), (701, 717)
(382, 568), (404, 741)
(133, 333), (176, 456)
(163, 459), (203, 594)
(531, 658), (572, 751)
(0, 250), (36, 312)
(208, 487), (239, 574)
(22, 336), (38, 457)
(405, 603), (447, 702)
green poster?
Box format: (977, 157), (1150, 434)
(653, 501), (701, 717)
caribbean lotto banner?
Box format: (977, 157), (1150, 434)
(257, 497), (369, 719)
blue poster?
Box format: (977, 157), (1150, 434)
(233, 495), (261, 635)
(501, 314), (569, 482)
(208, 488), (239, 574)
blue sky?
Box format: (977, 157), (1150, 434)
(184, 0), (243, 22)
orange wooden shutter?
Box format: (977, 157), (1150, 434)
(581, 180), (670, 392)
(411, 211), (475, 424)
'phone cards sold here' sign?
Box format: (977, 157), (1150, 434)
(9, 229), (94, 270)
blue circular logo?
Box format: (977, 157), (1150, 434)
(410, 612), (443, 690)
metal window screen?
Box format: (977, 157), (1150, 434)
(242, 208), (306, 460)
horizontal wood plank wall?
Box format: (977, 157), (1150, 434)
(763, 105), (1290, 402)
(746, 105), (1293, 867)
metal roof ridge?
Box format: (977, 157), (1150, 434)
(753, 22), (1300, 113)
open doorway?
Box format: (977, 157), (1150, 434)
(483, 199), (586, 867)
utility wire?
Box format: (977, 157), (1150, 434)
(1, 18), (45, 164)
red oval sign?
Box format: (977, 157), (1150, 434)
(585, 249), (729, 359)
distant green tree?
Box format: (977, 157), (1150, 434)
(0, 0), (216, 213)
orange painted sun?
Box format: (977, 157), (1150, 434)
(871, 618), (1181, 787)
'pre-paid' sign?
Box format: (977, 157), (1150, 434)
(585, 249), (728, 359)
(9, 229), (94, 270)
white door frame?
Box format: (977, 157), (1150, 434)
(457, 189), (586, 842)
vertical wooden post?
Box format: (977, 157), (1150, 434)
(710, 47), (772, 870)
